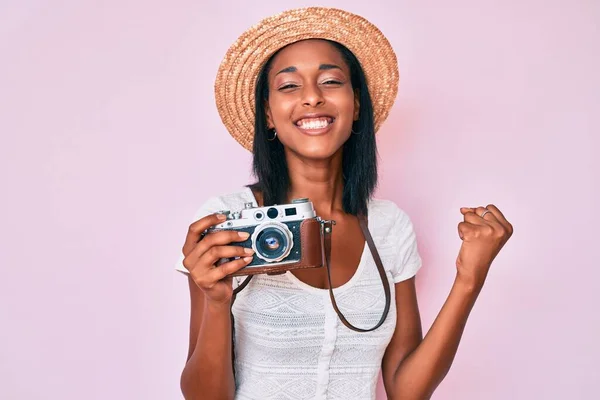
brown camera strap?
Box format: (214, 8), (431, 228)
(322, 214), (391, 332)
(232, 213), (391, 332)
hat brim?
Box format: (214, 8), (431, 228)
(214, 7), (399, 151)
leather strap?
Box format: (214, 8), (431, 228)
(230, 274), (253, 378)
(324, 213), (391, 332)
(233, 274), (252, 296)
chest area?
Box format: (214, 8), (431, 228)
(233, 261), (397, 331)
(231, 274), (398, 376)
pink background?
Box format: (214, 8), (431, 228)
(1, 1), (598, 399)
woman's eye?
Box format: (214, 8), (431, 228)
(322, 80), (342, 85)
(279, 83), (299, 90)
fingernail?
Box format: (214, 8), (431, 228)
(244, 247), (254, 254)
(217, 214), (226, 220)
(243, 256), (253, 262)
(238, 232), (250, 239)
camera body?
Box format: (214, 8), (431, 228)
(205, 198), (325, 276)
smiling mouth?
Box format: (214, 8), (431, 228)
(295, 117), (335, 130)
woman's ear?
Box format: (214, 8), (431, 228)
(353, 89), (360, 121)
(265, 101), (275, 129)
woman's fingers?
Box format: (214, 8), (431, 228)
(204, 230), (251, 248)
(485, 204), (514, 235)
(461, 207), (492, 226)
(461, 206), (501, 225)
(179, 213), (256, 301)
(183, 230), (250, 270)
(182, 213), (226, 256)
(458, 204), (512, 244)
(457, 221), (478, 240)
(198, 245), (254, 268)
(461, 205), (513, 238)
(189, 246), (254, 289)
(204, 257), (254, 284)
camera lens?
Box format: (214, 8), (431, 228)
(256, 227), (288, 260)
(251, 221), (294, 263)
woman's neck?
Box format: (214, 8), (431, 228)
(284, 148), (345, 219)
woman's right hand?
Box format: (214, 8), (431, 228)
(182, 213), (254, 305)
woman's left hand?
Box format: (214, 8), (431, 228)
(456, 204), (513, 290)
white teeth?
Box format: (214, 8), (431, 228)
(297, 117), (332, 130)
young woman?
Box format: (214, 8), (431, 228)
(176, 7), (513, 400)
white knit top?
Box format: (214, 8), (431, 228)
(176, 187), (422, 400)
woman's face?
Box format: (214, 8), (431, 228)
(265, 39), (359, 160)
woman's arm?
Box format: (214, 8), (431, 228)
(180, 277), (235, 400)
(383, 204), (513, 399)
(178, 212), (255, 400)
(382, 277), (480, 400)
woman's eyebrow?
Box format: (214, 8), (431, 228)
(275, 64), (342, 76)
(318, 64), (342, 71)
(276, 66), (297, 75)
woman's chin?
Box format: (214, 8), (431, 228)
(291, 145), (340, 160)
(282, 135), (347, 160)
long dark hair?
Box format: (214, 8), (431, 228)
(248, 39), (378, 216)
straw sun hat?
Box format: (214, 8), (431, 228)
(214, 7), (399, 151)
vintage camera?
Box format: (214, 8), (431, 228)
(205, 198), (328, 276)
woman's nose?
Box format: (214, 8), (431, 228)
(301, 83), (325, 107)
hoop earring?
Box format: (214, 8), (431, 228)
(267, 129), (277, 141)
(351, 129), (361, 135)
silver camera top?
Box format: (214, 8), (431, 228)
(211, 198), (317, 230)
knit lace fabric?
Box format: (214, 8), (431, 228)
(176, 187), (422, 400)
